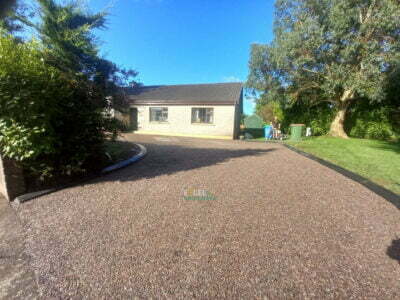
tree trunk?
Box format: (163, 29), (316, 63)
(329, 90), (353, 138)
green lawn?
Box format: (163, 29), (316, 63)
(286, 137), (400, 195)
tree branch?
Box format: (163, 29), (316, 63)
(301, 67), (328, 80)
(12, 13), (39, 31)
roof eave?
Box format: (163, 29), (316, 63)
(129, 100), (236, 106)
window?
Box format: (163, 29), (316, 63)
(150, 107), (168, 122)
(191, 108), (214, 124)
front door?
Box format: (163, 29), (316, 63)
(130, 108), (138, 130)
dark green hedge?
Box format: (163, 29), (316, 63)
(280, 100), (398, 141)
(0, 34), (108, 180)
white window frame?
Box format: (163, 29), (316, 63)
(149, 107), (168, 122)
(191, 107), (214, 124)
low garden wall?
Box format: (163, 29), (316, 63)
(0, 156), (26, 201)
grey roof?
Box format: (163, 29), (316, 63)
(126, 82), (243, 105)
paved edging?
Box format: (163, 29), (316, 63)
(283, 143), (400, 208)
(13, 143), (147, 204)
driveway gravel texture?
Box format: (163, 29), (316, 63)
(15, 134), (400, 299)
(0, 197), (39, 299)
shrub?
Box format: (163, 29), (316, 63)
(259, 86), (398, 140)
(348, 111), (395, 140)
(258, 103), (274, 123)
(346, 101), (397, 140)
(308, 109), (333, 136)
(257, 101), (284, 124)
(280, 102), (334, 136)
(279, 99), (397, 140)
(366, 122), (394, 140)
(103, 116), (128, 141)
(0, 34), (107, 179)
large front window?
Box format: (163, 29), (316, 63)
(150, 107), (168, 122)
(191, 108), (213, 124)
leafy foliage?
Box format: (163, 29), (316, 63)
(0, 0), (139, 182)
(280, 102), (334, 136)
(351, 119), (394, 140)
(347, 101), (397, 140)
(279, 98), (399, 140)
(36, 0), (137, 111)
(247, 0), (400, 137)
(256, 100), (284, 124)
(103, 115), (129, 141)
(37, 0), (106, 75)
(0, 0), (33, 38)
(0, 34), (107, 178)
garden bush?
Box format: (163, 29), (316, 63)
(257, 101), (284, 124)
(277, 99), (398, 140)
(280, 102), (333, 136)
(347, 104), (397, 140)
(0, 34), (108, 180)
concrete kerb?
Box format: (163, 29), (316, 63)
(101, 143), (147, 173)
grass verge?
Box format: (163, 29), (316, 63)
(286, 136), (400, 195)
(104, 140), (137, 164)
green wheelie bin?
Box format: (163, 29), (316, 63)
(290, 124), (305, 141)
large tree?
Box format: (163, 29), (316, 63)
(247, 0), (400, 138)
(36, 0), (106, 75)
(35, 0), (137, 110)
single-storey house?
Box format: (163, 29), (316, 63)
(121, 82), (243, 139)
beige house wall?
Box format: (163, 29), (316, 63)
(131, 105), (236, 138)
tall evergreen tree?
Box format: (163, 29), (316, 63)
(0, 0), (32, 36)
(36, 0), (137, 110)
(248, 0), (400, 138)
(37, 0), (106, 75)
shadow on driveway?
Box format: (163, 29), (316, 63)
(95, 140), (277, 184)
(387, 238), (400, 265)
(15, 136), (400, 298)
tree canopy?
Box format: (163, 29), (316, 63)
(37, 0), (106, 75)
(0, 0), (32, 37)
(0, 0), (16, 18)
(247, 0), (400, 138)
(35, 0), (137, 110)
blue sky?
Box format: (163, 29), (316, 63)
(52, 1), (275, 114)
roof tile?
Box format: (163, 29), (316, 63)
(127, 82), (243, 105)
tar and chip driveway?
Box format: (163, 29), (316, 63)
(16, 134), (400, 298)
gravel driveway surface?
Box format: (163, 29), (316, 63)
(16, 134), (400, 298)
